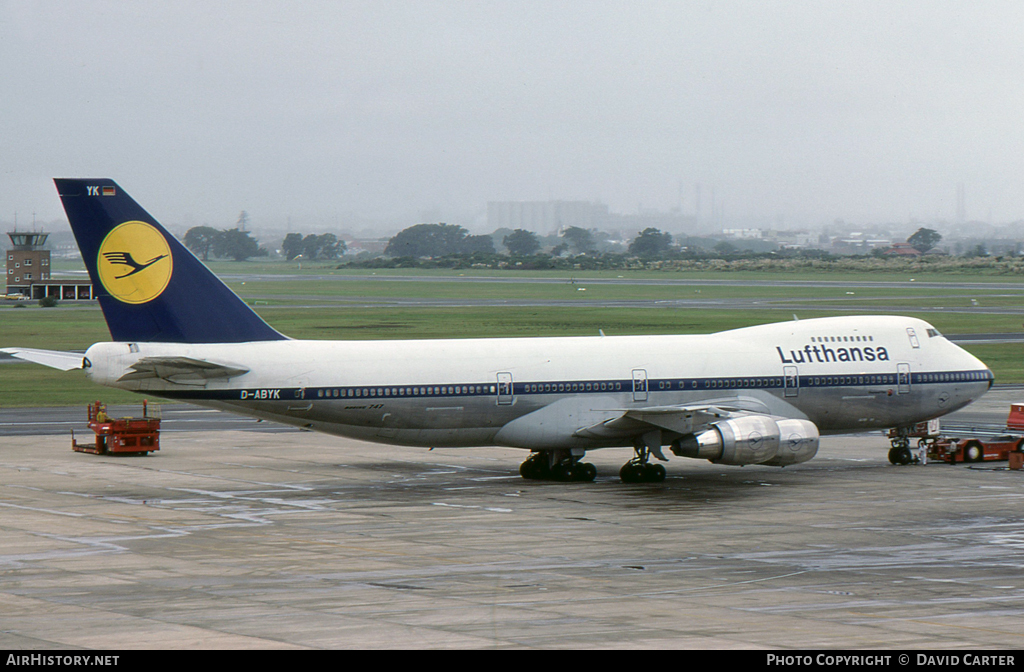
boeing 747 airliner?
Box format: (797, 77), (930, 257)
(2, 179), (993, 482)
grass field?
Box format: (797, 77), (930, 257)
(55, 257), (1024, 283)
(224, 278), (1022, 303)
(3, 267), (1023, 407)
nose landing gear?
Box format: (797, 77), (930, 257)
(888, 432), (914, 465)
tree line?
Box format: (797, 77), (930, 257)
(384, 223), (494, 257)
(183, 206), (350, 263)
(182, 221), (675, 263)
(182, 226), (268, 262)
(183, 218), (946, 265)
(281, 233), (346, 261)
(382, 223), (677, 259)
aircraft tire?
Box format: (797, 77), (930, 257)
(888, 447), (913, 465)
(578, 462), (597, 482)
(550, 462), (573, 481)
(552, 461), (594, 482)
(619, 462), (664, 483)
(519, 454), (551, 480)
(619, 463), (641, 483)
(645, 463), (666, 482)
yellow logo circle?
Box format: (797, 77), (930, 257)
(97, 221), (173, 304)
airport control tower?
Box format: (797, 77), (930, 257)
(5, 230), (51, 295)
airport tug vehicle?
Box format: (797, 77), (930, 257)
(72, 401), (161, 456)
(888, 404), (1024, 468)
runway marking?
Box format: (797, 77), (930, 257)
(433, 502), (512, 513)
(0, 421), (80, 426)
(81, 463), (315, 491)
(845, 611), (1022, 636)
(0, 501), (85, 517)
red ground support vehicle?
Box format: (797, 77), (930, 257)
(929, 435), (1024, 464)
(887, 404), (1024, 465)
(71, 401), (161, 455)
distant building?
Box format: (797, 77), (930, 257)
(5, 230), (94, 300)
(6, 231), (51, 292)
(830, 232), (893, 255)
(344, 238), (388, 256)
(768, 230), (816, 249)
(488, 200), (703, 240)
(604, 212), (699, 239)
(883, 242), (922, 257)
(488, 201), (610, 235)
(722, 228), (764, 239)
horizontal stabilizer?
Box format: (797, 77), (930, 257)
(0, 347), (85, 371)
(117, 356), (249, 385)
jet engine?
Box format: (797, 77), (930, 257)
(762, 419), (819, 466)
(670, 416), (819, 466)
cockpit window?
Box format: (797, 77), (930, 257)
(926, 328), (941, 338)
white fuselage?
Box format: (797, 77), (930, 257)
(82, 315), (992, 451)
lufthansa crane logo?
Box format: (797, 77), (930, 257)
(97, 221), (173, 304)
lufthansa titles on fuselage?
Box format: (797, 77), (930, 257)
(776, 343), (890, 365)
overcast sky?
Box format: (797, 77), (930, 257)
(3, 1), (1023, 233)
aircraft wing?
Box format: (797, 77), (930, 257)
(0, 347), (85, 371)
(573, 397), (772, 440)
(116, 356), (249, 385)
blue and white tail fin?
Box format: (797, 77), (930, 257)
(55, 178), (286, 343)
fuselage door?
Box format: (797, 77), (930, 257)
(378, 412), (397, 439)
(897, 363), (911, 394)
(497, 372), (514, 405)
(632, 369), (648, 402)
(784, 365), (799, 397)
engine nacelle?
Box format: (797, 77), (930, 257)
(762, 419), (819, 466)
(671, 416), (819, 466)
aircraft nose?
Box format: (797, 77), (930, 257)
(953, 342), (993, 395)
(971, 360), (994, 393)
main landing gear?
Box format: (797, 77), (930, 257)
(619, 440), (667, 483)
(519, 450), (597, 482)
(518, 440), (671, 484)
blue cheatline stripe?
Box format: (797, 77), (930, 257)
(143, 368), (992, 402)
